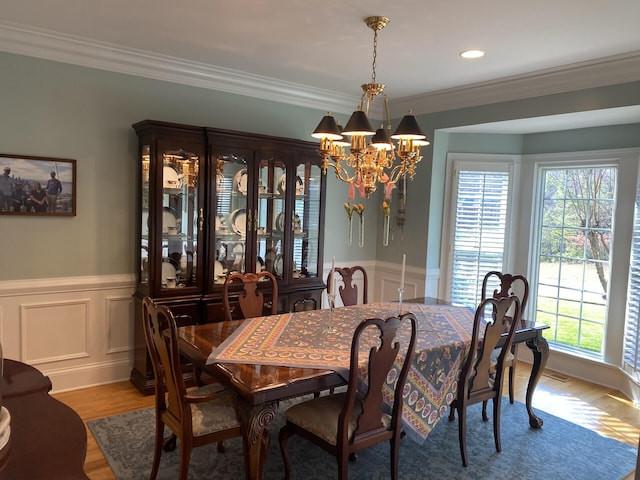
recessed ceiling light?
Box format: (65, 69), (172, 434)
(460, 49), (485, 59)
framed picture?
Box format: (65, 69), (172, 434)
(0, 154), (76, 216)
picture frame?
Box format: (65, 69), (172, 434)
(0, 153), (76, 216)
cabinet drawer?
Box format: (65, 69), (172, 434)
(285, 291), (321, 312)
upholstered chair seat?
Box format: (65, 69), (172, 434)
(284, 393), (391, 445)
(189, 386), (240, 436)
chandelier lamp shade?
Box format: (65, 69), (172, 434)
(312, 16), (429, 198)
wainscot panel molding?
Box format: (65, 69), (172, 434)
(372, 261), (435, 303)
(0, 274), (136, 392)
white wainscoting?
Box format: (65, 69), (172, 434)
(0, 274), (136, 393)
(372, 261), (438, 303)
(0, 268), (632, 398)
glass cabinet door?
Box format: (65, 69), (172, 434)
(212, 150), (251, 285)
(256, 155), (287, 279)
(292, 160), (321, 280)
(140, 144), (151, 284)
(160, 149), (200, 292)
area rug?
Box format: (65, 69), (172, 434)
(88, 397), (637, 480)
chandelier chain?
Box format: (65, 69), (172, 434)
(371, 29), (378, 84)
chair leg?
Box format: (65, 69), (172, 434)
(217, 441), (225, 453)
(457, 407), (469, 467)
(493, 396), (503, 453)
(163, 433), (177, 452)
(278, 425), (293, 480)
(178, 436), (193, 480)
(390, 437), (401, 480)
(150, 420), (164, 480)
(337, 450), (349, 480)
(481, 400), (489, 422)
(508, 365), (515, 404)
(508, 345), (518, 404)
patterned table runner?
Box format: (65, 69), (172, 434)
(208, 302), (475, 443)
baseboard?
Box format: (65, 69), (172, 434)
(45, 357), (133, 393)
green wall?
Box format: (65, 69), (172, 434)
(2, 49), (640, 282)
(523, 123), (640, 154)
(0, 52), (379, 281)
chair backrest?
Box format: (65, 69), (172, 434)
(339, 312), (417, 447)
(460, 296), (521, 401)
(482, 271), (529, 312)
(327, 265), (368, 306)
(142, 297), (188, 425)
(223, 271), (278, 321)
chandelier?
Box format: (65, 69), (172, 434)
(312, 16), (429, 198)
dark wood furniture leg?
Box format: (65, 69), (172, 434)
(524, 334), (549, 428)
(234, 398), (277, 480)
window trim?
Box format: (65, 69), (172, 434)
(526, 148), (640, 365)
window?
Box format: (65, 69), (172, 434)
(534, 166), (615, 357)
(441, 156), (514, 307)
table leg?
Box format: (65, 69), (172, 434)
(524, 334), (549, 428)
(234, 398), (277, 480)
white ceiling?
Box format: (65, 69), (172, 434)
(2, 0), (640, 133)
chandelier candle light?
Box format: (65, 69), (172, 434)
(312, 15), (429, 227)
(325, 256), (337, 334)
(398, 253), (406, 312)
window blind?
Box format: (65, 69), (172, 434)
(451, 170), (509, 307)
(624, 180), (640, 376)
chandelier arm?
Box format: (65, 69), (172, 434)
(323, 159), (357, 184)
(334, 167), (357, 184)
(387, 165), (407, 186)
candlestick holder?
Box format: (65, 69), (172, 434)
(324, 293), (337, 334)
(397, 287), (405, 314)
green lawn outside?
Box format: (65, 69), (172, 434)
(535, 262), (607, 354)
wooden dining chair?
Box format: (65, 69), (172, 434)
(279, 312), (417, 480)
(448, 295), (521, 467)
(327, 265), (368, 306)
(142, 297), (243, 480)
(481, 271), (529, 404)
(222, 271), (278, 321)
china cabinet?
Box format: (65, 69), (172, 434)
(130, 120), (326, 394)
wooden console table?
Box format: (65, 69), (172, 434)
(0, 359), (89, 479)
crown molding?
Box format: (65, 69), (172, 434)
(391, 51), (640, 117)
(0, 21), (358, 115)
(2, 21), (639, 120)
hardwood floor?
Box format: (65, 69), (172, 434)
(51, 362), (640, 480)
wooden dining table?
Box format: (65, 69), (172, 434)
(177, 298), (549, 480)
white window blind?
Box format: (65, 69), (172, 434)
(624, 178), (640, 376)
(450, 169), (510, 307)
